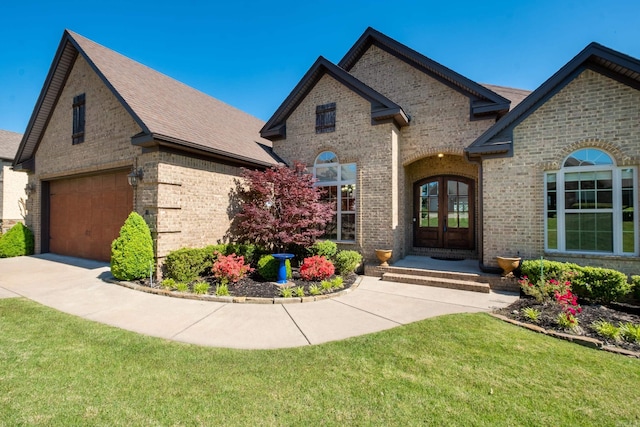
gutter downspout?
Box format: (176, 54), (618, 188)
(466, 153), (502, 274)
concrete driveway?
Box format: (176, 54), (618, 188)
(0, 254), (518, 349)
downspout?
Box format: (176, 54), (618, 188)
(466, 153), (502, 274)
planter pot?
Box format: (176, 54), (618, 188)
(496, 256), (521, 276)
(375, 249), (393, 267)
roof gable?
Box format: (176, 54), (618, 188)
(14, 30), (278, 169)
(339, 27), (512, 119)
(260, 56), (409, 140)
(467, 42), (640, 157)
(0, 129), (22, 161)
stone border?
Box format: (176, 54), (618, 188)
(106, 275), (362, 304)
(489, 313), (640, 358)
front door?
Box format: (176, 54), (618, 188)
(413, 176), (474, 249)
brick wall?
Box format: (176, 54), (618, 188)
(272, 73), (399, 264)
(26, 54), (143, 253)
(482, 69), (640, 275)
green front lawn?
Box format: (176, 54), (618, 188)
(1, 298), (638, 425)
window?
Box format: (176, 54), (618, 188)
(72, 93), (86, 144)
(545, 148), (637, 255)
(313, 151), (356, 242)
(316, 102), (336, 133)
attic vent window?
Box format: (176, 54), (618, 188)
(316, 102), (336, 134)
(72, 93), (86, 145)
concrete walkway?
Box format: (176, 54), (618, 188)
(0, 254), (518, 349)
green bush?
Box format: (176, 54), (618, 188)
(308, 240), (338, 259)
(521, 259), (632, 304)
(334, 250), (362, 275)
(110, 212), (154, 281)
(571, 266), (631, 304)
(0, 223), (34, 258)
(257, 255), (291, 281)
(520, 259), (581, 284)
(632, 275), (640, 300)
(225, 243), (258, 265)
(164, 247), (210, 283)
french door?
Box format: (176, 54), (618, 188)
(413, 176), (474, 249)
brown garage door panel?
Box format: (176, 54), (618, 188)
(49, 171), (133, 262)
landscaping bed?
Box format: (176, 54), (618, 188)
(132, 270), (359, 301)
(496, 297), (640, 354)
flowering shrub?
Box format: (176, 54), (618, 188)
(299, 255), (335, 281)
(519, 276), (572, 303)
(211, 252), (253, 284)
(554, 288), (582, 328)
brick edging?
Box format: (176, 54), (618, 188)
(105, 276), (362, 304)
(488, 313), (640, 358)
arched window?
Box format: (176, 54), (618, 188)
(545, 148), (636, 254)
(313, 151), (356, 242)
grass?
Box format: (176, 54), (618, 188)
(1, 298), (639, 426)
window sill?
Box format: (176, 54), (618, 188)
(544, 251), (638, 260)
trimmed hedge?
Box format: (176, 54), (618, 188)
(632, 275), (640, 300)
(0, 223), (34, 258)
(520, 259), (632, 304)
(334, 250), (362, 276)
(110, 212), (154, 281)
(257, 254), (291, 281)
(165, 247), (211, 283)
(308, 240), (338, 259)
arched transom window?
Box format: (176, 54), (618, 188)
(545, 148), (637, 254)
(313, 151), (356, 242)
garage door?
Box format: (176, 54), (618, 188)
(49, 170), (133, 262)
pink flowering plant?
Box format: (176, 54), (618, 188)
(554, 288), (582, 329)
(211, 251), (254, 285)
(519, 275), (572, 303)
(299, 255), (335, 281)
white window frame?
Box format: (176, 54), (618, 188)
(312, 151), (356, 243)
(545, 149), (638, 255)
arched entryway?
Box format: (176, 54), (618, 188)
(413, 175), (475, 249)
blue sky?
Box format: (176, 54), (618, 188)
(1, 0), (639, 134)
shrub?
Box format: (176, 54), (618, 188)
(215, 283), (230, 296)
(300, 255), (335, 281)
(161, 278), (176, 290)
(519, 276), (570, 303)
(225, 243), (258, 265)
(520, 259), (581, 284)
(257, 255), (291, 281)
(334, 250), (362, 276)
(591, 320), (621, 341)
(571, 266), (631, 304)
(280, 286), (293, 298)
(294, 286), (305, 297)
(211, 252), (253, 284)
(619, 323), (640, 343)
(110, 212), (154, 281)
(320, 280), (333, 292)
(522, 307), (541, 323)
(164, 248), (209, 283)
(0, 223), (34, 258)
(193, 281), (210, 295)
(309, 284), (321, 295)
(175, 282), (189, 292)
(631, 275), (640, 300)
(308, 240), (337, 259)
(330, 276), (344, 289)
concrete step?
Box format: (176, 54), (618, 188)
(382, 272), (491, 294)
(383, 266), (488, 282)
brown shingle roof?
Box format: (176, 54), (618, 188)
(0, 129), (22, 160)
(15, 30), (279, 168)
(481, 84), (532, 110)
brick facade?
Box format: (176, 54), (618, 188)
(481, 69), (640, 275)
(275, 45), (495, 264)
(26, 54), (245, 270)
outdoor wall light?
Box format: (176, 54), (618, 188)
(127, 167), (144, 187)
(25, 183), (36, 196)
(437, 153), (444, 158)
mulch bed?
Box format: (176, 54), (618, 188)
(496, 297), (640, 353)
(138, 270), (358, 299)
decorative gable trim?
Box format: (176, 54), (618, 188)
(338, 27), (511, 120)
(466, 42), (640, 158)
(260, 56), (409, 141)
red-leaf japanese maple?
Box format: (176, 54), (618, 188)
(233, 162), (334, 252)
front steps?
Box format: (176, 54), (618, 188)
(367, 264), (519, 294)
